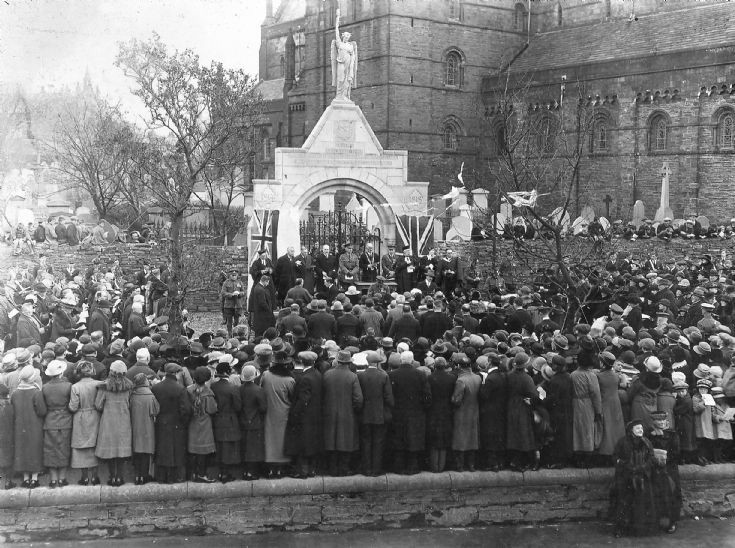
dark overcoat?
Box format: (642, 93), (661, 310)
(389, 364), (431, 451)
(249, 283), (275, 337)
(151, 377), (191, 467)
(479, 368), (507, 451)
(505, 368), (537, 452)
(239, 382), (266, 462)
(427, 369), (456, 448)
(210, 379), (242, 442)
(322, 364), (363, 451)
(357, 367), (394, 425)
(285, 367), (323, 457)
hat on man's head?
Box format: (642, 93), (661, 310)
(44, 359), (66, 378)
(381, 337), (394, 349)
(693, 342), (711, 355)
(165, 362), (183, 375)
(15, 348), (32, 366)
(609, 303), (624, 315)
(336, 350), (353, 364)
(513, 352), (530, 369)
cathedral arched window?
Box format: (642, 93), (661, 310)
(719, 112), (734, 149)
(442, 118), (462, 151)
(445, 51), (461, 87)
(535, 115), (558, 153)
(648, 113), (669, 152)
(589, 114), (612, 153)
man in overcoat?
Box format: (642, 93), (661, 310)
(274, 247), (298, 305)
(248, 275), (275, 338)
(357, 351), (394, 475)
(284, 351), (323, 477)
(322, 350), (363, 475)
(151, 363), (192, 483)
(389, 351), (431, 474)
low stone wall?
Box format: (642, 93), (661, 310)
(0, 464), (733, 542)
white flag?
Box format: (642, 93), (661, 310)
(441, 186), (461, 200)
(457, 162), (464, 186)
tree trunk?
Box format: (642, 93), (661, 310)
(167, 212), (185, 338)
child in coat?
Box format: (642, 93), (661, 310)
(130, 373), (160, 485)
(672, 379), (696, 464)
(711, 386), (733, 463)
(692, 378), (715, 465)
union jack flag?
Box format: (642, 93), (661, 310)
(395, 215), (435, 256)
(250, 209), (279, 264)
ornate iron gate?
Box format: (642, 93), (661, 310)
(300, 211), (381, 256)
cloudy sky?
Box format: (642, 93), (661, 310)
(0, 0), (273, 115)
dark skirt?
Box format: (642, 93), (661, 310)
(44, 428), (72, 467)
(216, 440), (240, 465)
(241, 428), (265, 463)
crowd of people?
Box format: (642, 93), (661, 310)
(3, 240), (735, 538)
(6, 217), (163, 256)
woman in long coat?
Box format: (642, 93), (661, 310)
(239, 365), (266, 480)
(261, 355), (295, 477)
(11, 365), (46, 488)
(596, 352), (625, 463)
(284, 353), (323, 477)
(545, 355), (573, 468)
(611, 420), (658, 537)
(479, 355), (507, 471)
(571, 357), (602, 466)
(628, 361), (662, 431)
(505, 353), (537, 471)
(69, 361), (102, 485)
(130, 373), (160, 485)
(451, 359), (481, 471)
(427, 357), (455, 472)
(211, 363), (242, 482)
(186, 367), (217, 482)
(95, 360), (133, 486)
(42, 360), (72, 487)
(151, 364), (192, 483)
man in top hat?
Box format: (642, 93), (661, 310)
(380, 244), (398, 280)
(359, 242), (380, 283)
(220, 268), (246, 338)
(322, 350), (363, 476)
(274, 246), (298, 306)
(338, 242), (360, 289)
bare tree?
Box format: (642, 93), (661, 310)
(49, 96), (133, 220)
(474, 72), (602, 329)
(115, 33), (263, 335)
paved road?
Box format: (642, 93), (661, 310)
(15, 518), (735, 548)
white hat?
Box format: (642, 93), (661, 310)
(44, 359), (67, 377)
(644, 356), (662, 374)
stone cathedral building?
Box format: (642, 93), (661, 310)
(256, 0), (735, 221)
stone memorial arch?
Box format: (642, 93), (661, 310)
(249, 99), (429, 257)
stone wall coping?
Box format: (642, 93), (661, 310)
(1, 464), (729, 510)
